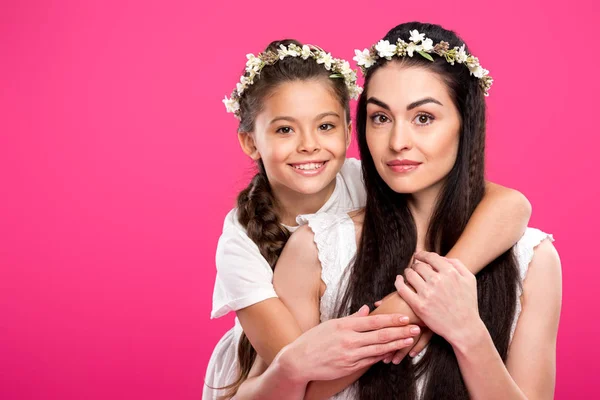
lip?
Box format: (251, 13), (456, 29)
(386, 159), (421, 173)
(289, 160), (328, 177)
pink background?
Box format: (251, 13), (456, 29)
(1, 0), (598, 398)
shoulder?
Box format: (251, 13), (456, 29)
(279, 224), (320, 268)
(519, 230), (561, 313)
(525, 236), (561, 291)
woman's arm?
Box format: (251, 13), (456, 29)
(397, 245), (561, 400)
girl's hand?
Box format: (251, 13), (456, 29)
(373, 299), (432, 364)
(277, 305), (421, 383)
(394, 251), (481, 346)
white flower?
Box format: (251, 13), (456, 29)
(406, 42), (423, 57)
(223, 96), (239, 113)
(348, 84), (363, 100)
(456, 45), (467, 63)
(353, 48), (376, 68)
(301, 45), (312, 60)
(278, 44), (299, 59)
(316, 52), (334, 70)
(375, 40), (397, 59)
(468, 64), (485, 78)
(340, 60), (353, 77)
(421, 38), (434, 52)
(409, 30), (425, 43)
(246, 53), (262, 70)
(236, 82), (245, 95)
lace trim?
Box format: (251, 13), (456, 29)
(511, 228), (555, 339)
(297, 212), (356, 322)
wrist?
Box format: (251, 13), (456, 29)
(448, 317), (489, 356)
(273, 344), (310, 387)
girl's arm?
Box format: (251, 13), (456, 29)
(238, 184), (532, 399)
(235, 226), (418, 400)
(371, 182), (531, 362)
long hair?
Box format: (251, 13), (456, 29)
(218, 39), (351, 399)
(336, 22), (520, 399)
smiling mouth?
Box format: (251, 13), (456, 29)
(290, 161), (327, 171)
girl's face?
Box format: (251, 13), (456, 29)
(241, 79), (350, 199)
(365, 62), (461, 196)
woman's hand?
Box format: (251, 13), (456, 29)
(394, 251), (482, 346)
(276, 305), (421, 384)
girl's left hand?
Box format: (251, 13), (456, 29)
(394, 251), (481, 345)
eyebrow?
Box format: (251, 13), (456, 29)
(367, 96), (443, 111)
(269, 112), (340, 125)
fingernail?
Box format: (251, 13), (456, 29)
(409, 352), (416, 358)
(410, 327), (420, 334)
(393, 358), (400, 365)
(400, 316), (409, 323)
(383, 358), (390, 364)
(405, 337), (414, 345)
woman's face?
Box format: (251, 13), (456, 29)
(365, 62), (461, 196)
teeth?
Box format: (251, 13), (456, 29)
(293, 162), (324, 171)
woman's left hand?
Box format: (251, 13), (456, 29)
(394, 251), (481, 345)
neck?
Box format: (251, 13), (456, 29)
(407, 180), (445, 251)
(271, 179), (337, 226)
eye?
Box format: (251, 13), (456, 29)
(276, 126), (294, 134)
(413, 113), (434, 126)
(318, 123), (335, 131)
(371, 114), (390, 125)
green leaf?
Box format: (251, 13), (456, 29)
(329, 73), (343, 79)
(418, 51), (434, 62)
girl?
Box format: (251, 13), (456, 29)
(205, 37), (533, 399)
(234, 23), (560, 400)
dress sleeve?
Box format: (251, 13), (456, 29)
(211, 224), (278, 319)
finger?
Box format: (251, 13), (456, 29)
(354, 354), (387, 370)
(412, 261), (437, 282)
(409, 329), (433, 358)
(395, 275), (421, 307)
(351, 304), (370, 317)
(355, 336), (415, 359)
(404, 268), (426, 293)
(414, 251), (452, 273)
(356, 325), (420, 346)
(382, 351), (394, 364)
(391, 347), (412, 364)
(446, 258), (471, 277)
(374, 300), (383, 307)
(348, 313), (410, 332)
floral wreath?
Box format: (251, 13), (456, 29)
(353, 30), (493, 96)
(223, 44), (363, 119)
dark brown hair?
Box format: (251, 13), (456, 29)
(336, 22), (520, 399)
(217, 39), (351, 399)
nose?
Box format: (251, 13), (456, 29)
(298, 130), (321, 154)
(388, 121), (412, 153)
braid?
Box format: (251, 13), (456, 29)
(237, 163), (291, 268)
(217, 161), (290, 399)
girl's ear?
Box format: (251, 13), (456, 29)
(238, 132), (261, 160)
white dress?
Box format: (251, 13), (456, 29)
(297, 212), (554, 399)
(204, 159), (365, 399)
